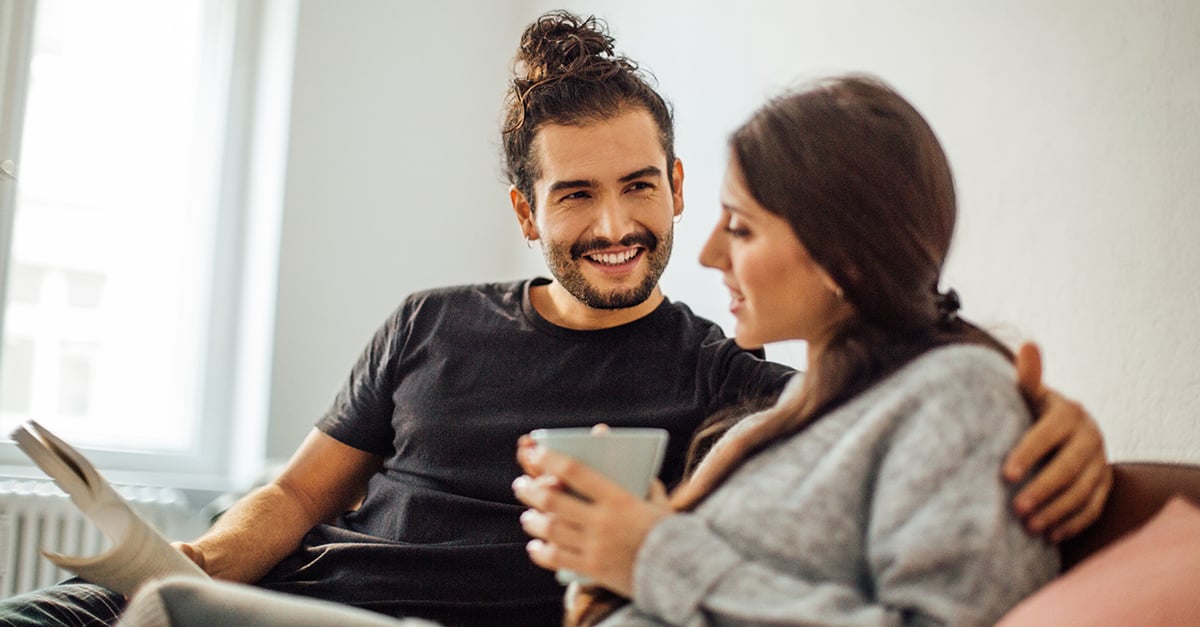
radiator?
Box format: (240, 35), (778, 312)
(0, 479), (199, 597)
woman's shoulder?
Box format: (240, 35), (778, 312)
(871, 343), (1028, 439)
(892, 343), (1015, 393)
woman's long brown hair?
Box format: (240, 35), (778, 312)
(568, 75), (1012, 626)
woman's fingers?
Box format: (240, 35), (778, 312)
(513, 473), (588, 521)
(516, 434), (542, 476)
(520, 507), (586, 545)
(512, 443), (667, 595)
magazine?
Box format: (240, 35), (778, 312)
(8, 420), (210, 595)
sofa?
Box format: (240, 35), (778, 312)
(1060, 461), (1200, 569)
(998, 461), (1200, 625)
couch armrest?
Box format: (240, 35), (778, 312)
(1060, 461), (1200, 570)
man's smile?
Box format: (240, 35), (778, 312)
(584, 247), (644, 267)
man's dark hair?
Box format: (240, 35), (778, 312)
(502, 11), (675, 211)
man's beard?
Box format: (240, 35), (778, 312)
(541, 228), (673, 310)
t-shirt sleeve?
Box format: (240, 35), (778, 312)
(701, 328), (797, 416)
(315, 299), (414, 456)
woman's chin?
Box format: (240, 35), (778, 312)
(732, 332), (765, 351)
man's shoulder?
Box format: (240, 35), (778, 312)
(655, 296), (727, 338)
(403, 279), (529, 309)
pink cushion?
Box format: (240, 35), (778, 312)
(997, 496), (1200, 626)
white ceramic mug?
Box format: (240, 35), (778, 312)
(528, 426), (669, 585)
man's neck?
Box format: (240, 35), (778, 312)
(530, 281), (665, 330)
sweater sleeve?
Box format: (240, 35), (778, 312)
(624, 348), (1059, 626)
(863, 352), (1061, 625)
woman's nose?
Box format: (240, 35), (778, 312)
(699, 224), (728, 270)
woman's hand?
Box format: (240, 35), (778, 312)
(513, 443), (671, 597)
(1007, 342), (1113, 542)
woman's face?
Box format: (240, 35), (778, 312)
(699, 158), (852, 352)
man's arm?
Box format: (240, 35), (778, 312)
(1009, 342), (1113, 542)
(177, 429), (384, 583)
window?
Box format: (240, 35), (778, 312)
(0, 0), (294, 488)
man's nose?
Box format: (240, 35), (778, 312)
(592, 195), (635, 241)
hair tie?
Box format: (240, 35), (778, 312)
(935, 288), (961, 325)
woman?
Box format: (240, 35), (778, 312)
(513, 75), (1060, 626)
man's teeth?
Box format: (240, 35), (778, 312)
(589, 250), (638, 265)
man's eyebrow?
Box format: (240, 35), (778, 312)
(546, 166), (662, 194)
(547, 178), (598, 194)
(619, 166), (663, 183)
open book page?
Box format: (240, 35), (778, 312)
(9, 420), (210, 595)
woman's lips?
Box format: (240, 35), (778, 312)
(725, 284), (745, 314)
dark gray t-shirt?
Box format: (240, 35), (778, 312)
(257, 279), (794, 626)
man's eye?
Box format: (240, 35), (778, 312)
(626, 181), (654, 193)
(561, 191), (590, 201)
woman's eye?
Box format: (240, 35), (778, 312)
(724, 217), (750, 238)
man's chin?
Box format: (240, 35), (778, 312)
(582, 289), (653, 310)
(580, 278), (660, 309)
(569, 270), (654, 309)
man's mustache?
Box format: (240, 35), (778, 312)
(570, 232), (658, 259)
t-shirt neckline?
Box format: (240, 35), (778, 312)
(519, 277), (672, 341)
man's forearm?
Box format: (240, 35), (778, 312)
(188, 483), (321, 583)
(182, 429), (381, 583)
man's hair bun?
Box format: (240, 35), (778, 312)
(514, 11), (634, 87)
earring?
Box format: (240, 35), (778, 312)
(833, 286), (844, 300)
(524, 237), (534, 249)
(673, 214), (683, 224)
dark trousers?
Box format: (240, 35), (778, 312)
(0, 578), (564, 627)
(0, 579), (125, 627)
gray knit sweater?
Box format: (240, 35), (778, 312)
(602, 344), (1059, 626)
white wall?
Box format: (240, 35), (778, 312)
(265, 1), (531, 457)
(266, 1), (1200, 463)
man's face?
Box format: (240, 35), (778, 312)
(520, 109), (683, 309)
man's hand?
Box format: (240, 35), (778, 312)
(1007, 342), (1113, 542)
(171, 541), (207, 572)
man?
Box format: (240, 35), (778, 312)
(1, 11), (1109, 627)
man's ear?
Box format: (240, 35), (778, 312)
(671, 158), (685, 218)
(509, 186), (539, 241)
